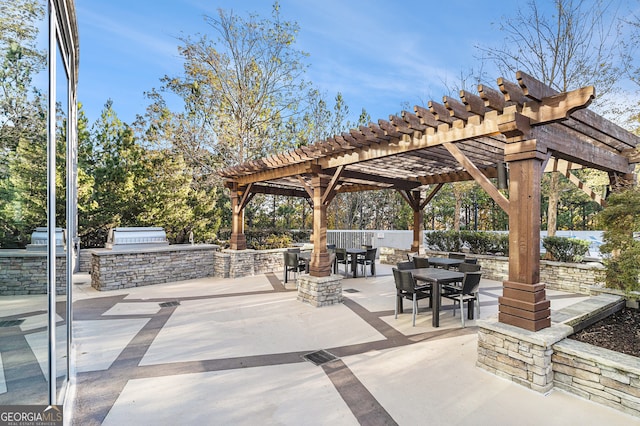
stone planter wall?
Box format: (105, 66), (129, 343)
(477, 320), (566, 393)
(553, 339), (640, 418)
(378, 247), (414, 265)
(541, 260), (606, 294)
(90, 245), (218, 291)
(0, 251), (67, 295)
(213, 249), (286, 279)
(379, 248), (605, 295)
(479, 294), (640, 419)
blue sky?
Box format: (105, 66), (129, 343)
(75, 0), (543, 126)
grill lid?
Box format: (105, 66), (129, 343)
(106, 227), (169, 250)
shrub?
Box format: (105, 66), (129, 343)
(216, 228), (311, 249)
(602, 246), (640, 292)
(542, 236), (590, 263)
(253, 233), (293, 250)
(596, 188), (640, 292)
(461, 231), (497, 254)
(490, 233), (510, 256)
(427, 230), (509, 256)
(424, 230), (462, 252)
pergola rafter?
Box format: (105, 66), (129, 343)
(220, 71), (640, 332)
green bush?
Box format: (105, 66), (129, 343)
(596, 188), (640, 292)
(253, 233), (293, 250)
(460, 231), (506, 254)
(217, 228), (311, 249)
(542, 236), (590, 263)
(490, 233), (510, 256)
(426, 230), (509, 256)
(602, 246), (640, 292)
(424, 230), (462, 252)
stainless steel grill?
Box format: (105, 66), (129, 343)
(106, 227), (169, 250)
(26, 227), (65, 251)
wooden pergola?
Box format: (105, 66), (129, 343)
(220, 71), (639, 331)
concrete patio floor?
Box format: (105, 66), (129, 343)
(68, 263), (639, 425)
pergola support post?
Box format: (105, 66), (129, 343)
(498, 148), (551, 331)
(309, 171), (331, 277)
(411, 204), (423, 253)
(404, 189), (424, 253)
(229, 182), (247, 250)
(399, 186), (444, 254)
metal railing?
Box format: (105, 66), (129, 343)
(327, 230), (377, 249)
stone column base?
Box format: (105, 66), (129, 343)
(477, 318), (572, 393)
(297, 274), (343, 307)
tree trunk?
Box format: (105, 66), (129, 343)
(454, 191), (462, 231)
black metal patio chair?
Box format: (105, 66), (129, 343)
(357, 247), (377, 278)
(441, 271), (482, 327)
(334, 248), (349, 275)
(393, 268), (432, 327)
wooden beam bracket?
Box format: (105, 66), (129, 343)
(444, 142), (510, 213)
(321, 165), (345, 206)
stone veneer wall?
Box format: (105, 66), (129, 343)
(477, 320), (565, 393)
(379, 248), (604, 295)
(90, 245), (218, 291)
(0, 251), (67, 295)
(552, 339), (640, 418)
(540, 260), (605, 294)
(213, 249), (285, 278)
(79, 249), (92, 272)
(297, 274), (343, 307)
(478, 295), (640, 419)
(378, 247), (414, 265)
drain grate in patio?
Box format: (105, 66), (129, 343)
(0, 319), (25, 328)
(159, 301), (180, 308)
(302, 349), (339, 366)
(343, 288), (360, 293)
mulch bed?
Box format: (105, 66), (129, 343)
(569, 308), (640, 358)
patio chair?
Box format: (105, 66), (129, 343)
(449, 252), (466, 260)
(464, 257), (478, 264)
(329, 251), (336, 274)
(393, 268), (432, 327)
(443, 262), (481, 294)
(412, 256), (430, 269)
(283, 251), (305, 284)
(441, 271), (482, 327)
(358, 247), (377, 278)
(335, 248), (349, 275)
(396, 261), (414, 270)
(458, 262), (480, 273)
(406, 252), (418, 262)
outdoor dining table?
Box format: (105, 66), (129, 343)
(408, 267), (464, 327)
(414, 256), (464, 269)
(346, 248), (366, 278)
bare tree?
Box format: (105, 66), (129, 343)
(145, 2), (310, 169)
(478, 0), (628, 236)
